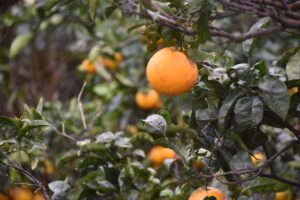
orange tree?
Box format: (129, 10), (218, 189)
(1, 0), (300, 200)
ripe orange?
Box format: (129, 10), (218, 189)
(33, 193), (45, 200)
(98, 57), (118, 70)
(288, 87), (298, 96)
(157, 38), (164, 46)
(193, 161), (205, 168)
(275, 190), (292, 200)
(82, 59), (96, 73)
(11, 187), (33, 200)
(0, 194), (9, 200)
(114, 52), (124, 63)
(148, 146), (176, 167)
(189, 187), (225, 200)
(127, 125), (138, 135)
(146, 47), (198, 96)
(250, 152), (264, 166)
(135, 89), (160, 110)
(44, 159), (54, 175)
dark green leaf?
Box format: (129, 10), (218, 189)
(253, 60), (268, 77)
(0, 116), (23, 137)
(89, 0), (98, 22)
(44, 0), (61, 10)
(105, 6), (117, 18)
(218, 90), (246, 130)
(242, 17), (270, 57)
(277, 46), (300, 67)
(196, 4), (211, 43)
(234, 96), (263, 127)
(240, 129), (268, 150)
(196, 107), (218, 122)
(249, 177), (289, 193)
(258, 76), (290, 119)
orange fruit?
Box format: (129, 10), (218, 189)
(114, 52), (124, 63)
(250, 152), (264, 166)
(98, 57), (118, 70)
(135, 89), (160, 109)
(193, 161), (205, 168)
(33, 193), (45, 200)
(0, 194), (9, 200)
(146, 47), (198, 96)
(11, 187), (33, 200)
(82, 59), (96, 73)
(127, 125), (138, 135)
(157, 38), (164, 46)
(189, 187), (225, 200)
(148, 146), (176, 167)
(288, 87), (298, 96)
(275, 190), (292, 200)
(44, 159), (54, 175)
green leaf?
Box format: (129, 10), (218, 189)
(130, 132), (154, 143)
(242, 17), (270, 57)
(49, 180), (70, 197)
(0, 116), (23, 137)
(196, 4), (211, 43)
(253, 60), (268, 77)
(258, 76), (290, 119)
(9, 33), (33, 58)
(234, 96), (263, 127)
(105, 6), (117, 18)
(286, 50), (300, 80)
(277, 46), (300, 67)
(114, 137), (133, 148)
(57, 151), (80, 167)
(88, 45), (100, 62)
(80, 5), (92, 25)
(240, 129), (268, 150)
(143, 114), (167, 134)
(89, 0), (98, 22)
(285, 79), (300, 89)
(44, 0), (61, 10)
(36, 98), (44, 114)
(218, 90), (246, 130)
(196, 107), (218, 122)
(249, 177), (289, 193)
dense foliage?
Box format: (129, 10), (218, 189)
(1, 0), (300, 200)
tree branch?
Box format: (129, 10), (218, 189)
(0, 150), (50, 200)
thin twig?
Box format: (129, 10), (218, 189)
(77, 81), (87, 130)
(0, 150), (51, 200)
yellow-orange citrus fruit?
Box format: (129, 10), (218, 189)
(82, 59), (96, 73)
(288, 87), (298, 96)
(189, 187), (225, 200)
(193, 161), (205, 168)
(98, 57), (118, 70)
(127, 125), (138, 135)
(157, 38), (164, 46)
(33, 193), (45, 200)
(146, 47), (198, 96)
(114, 52), (124, 63)
(44, 159), (54, 175)
(148, 146), (176, 167)
(135, 89), (160, 109)
(251, 152), (264, 166)
(275, 191), (292, 200)
(0, 194), (9, 200)
(11, 187), (33, 200)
